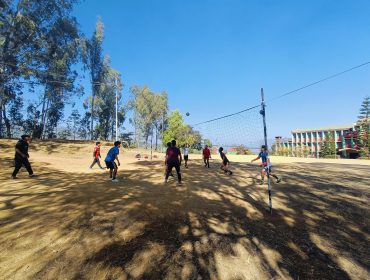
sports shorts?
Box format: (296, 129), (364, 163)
(105, 161), (117, 170)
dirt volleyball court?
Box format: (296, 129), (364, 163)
(0, 139), (369, 280)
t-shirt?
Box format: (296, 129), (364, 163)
(258, 151), (272, 167)
(167, 147), (181, 164)
(203, 148), (211, 158)
(93, 145), (101, 158)
(183, 147), (189, 156)
(105, 146), (119, 162)
(15, 140), (29, 160)
(220, 151), (229, 163)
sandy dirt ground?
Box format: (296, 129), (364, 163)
(0, 139), (369, 280)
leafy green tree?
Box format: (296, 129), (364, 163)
(163, 110), (200, 148)
(36, 16), (81, 139)
(67, 109), (81, 140)
(0, 0), (80, 137)
(94, 57), (125, 140)
(204, 139), (213, 148)
(355, 96), (370, 158)
(152, 92), (168, 150)
(130, 85), (159, 148)
(82, 17), (105, 140)
(163, 110), (184, 145)
(78, 112), (90, 140)
(320, 132), (336, 158)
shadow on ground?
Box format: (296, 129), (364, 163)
(0, 156), (369, 279)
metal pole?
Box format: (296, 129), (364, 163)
(115, 76), (118, 141)
(261, 88), (268, 148)
(260, 88), (272, 214)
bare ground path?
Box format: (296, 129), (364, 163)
(0, 140), (369, 279)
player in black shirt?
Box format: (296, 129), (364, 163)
(219, 147), (233, 175)
(165, 140), (182, 185)
(164, 142), (174, 177)
(11, 135), (35, 179)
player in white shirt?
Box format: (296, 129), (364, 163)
(183, 144), (190, 168)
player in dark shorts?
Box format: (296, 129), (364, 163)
(165, 140), (182, 185)
(251, 145), (281, 184)
(165, 142), (174, 177)
(89, 141), (105, 169)
(105, 141), (121, 182)
(219, 147), (232, 175)
(11, 135), (35, 179)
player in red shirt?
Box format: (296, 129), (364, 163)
(89, 142), (104, 170)
(203, 145), (211, 168)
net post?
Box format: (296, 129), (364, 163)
(260, 88), (272, 214)
(260, 88), (268, 149)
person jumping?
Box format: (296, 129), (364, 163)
(165, 140), (182, 185)
(203, 145), (211, 168)
(90, 141), (105, 169)
(251, 145), (281, 184)
(219, 147), (232, 175)
(105, 141), (121, 183)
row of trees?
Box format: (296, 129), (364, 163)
(0, 1), (202, 148)
(128, 85), (203, 150)
(0, 1), (124, 141)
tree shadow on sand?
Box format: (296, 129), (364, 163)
(0, 157), (369, 279)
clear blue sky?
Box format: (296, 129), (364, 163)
(70, 0), (370, 139)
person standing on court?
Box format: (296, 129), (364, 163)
(183, 143), (190, 168)
(203, 145), (211, 168)
(11, 135), (35, 179)
(165, 140), (182, 185)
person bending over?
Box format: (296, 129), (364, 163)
(105, 141), (121, 183)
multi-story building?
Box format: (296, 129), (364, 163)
(275, 124), (359, 158)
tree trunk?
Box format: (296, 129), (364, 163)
(42, 99), (50, 139)
(39, 89), (48, 139)
(2, 105), (11, 138)
(155, 125), (158, 150)
(90, 92), (95, 140)
(0, 87), (4, 138)
(0, 2), (22, 138)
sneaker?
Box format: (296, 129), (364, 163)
(111, 178), (119, 183)
(165, 179), (168, 183)
(228, 171), (233, 175)
(100, 167), (105, 170)
(276, 178), (282, 183)
(260, 180), (265, 185)
(178, 182), (183, 186)
(11, 176), (17, 179)
(29, 174), (35, 178)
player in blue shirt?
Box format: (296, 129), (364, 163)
(251, 145), (281, 184)
(105, 141), (121, 182)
